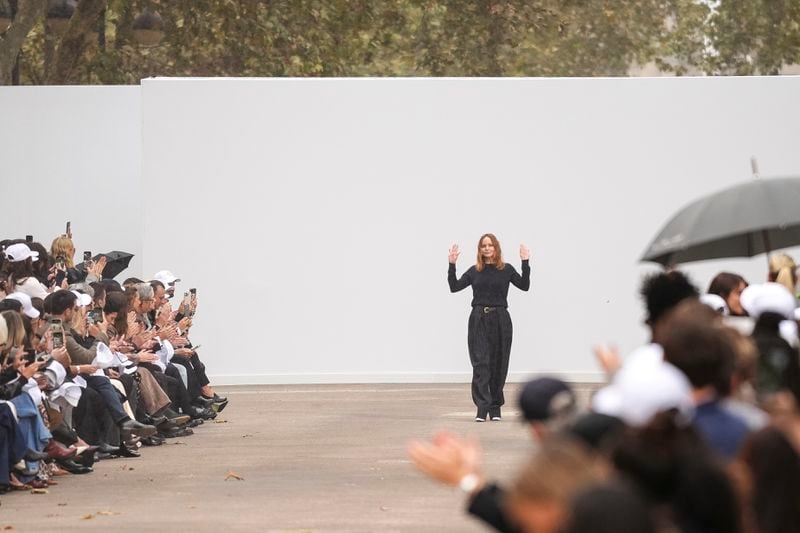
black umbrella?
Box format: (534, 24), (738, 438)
(641, 176), (800, 266)
(75, 251), (134, 279)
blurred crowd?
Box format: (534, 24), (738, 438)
(410, 252), (800, 533)
(0, 233), (226, 494)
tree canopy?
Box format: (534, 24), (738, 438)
(1, 0), (798, 84)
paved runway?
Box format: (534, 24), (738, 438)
(0, 383), (596, 532)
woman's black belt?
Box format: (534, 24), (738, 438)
(474, 305), (506, 314)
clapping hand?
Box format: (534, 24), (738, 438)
(171, 336), (189, 348)
(519, 244), (531, 261)
(155, 302), (172, 328)
(448, 244), (460, 264)
(136, 351), (158, 363)
(89, 256), (107, 279)
(19, 360), (44, 380)
(407, 430), (483, 489)
(177, 316), (192, 331)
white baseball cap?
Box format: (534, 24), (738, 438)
(152, 270), (181, 286)
(4, 243), (39, 263)
(5, 292), (40, 319)
(740, 282), (797, 320)
(592, 356), (694, 427)
(71, 290), (93, 308)
(699, 293), (729, 315)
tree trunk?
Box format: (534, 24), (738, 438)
(0, 0), (47, 84)
(45, 0), (108, 85)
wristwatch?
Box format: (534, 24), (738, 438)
(458, 473), (480, 494)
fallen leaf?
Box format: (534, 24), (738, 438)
(82, 514), (94, 520)
(57, 503), (68, 507)
(31, 489), (48, 495)
(3, 526), (15, 530)
(214, 419), (228, 424)
(241, 434), (253, 438)
(225, 470), (244, 481)
(128, 467), (134, 471)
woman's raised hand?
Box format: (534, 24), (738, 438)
(89, 256), (107, 279)
(448, 244), (460, 264)
(519, 244), (531, 261)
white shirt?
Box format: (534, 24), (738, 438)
(14, 277), (49, 300)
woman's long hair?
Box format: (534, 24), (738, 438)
(104, 291), (129, 337)
(1, 310), (26, 350)
(4, 258), (35, 287)
(28, 242), (51, 285)
(50, 235), (75, 269)
(768, 253), (797, 295)
(475, 233), (505, 272)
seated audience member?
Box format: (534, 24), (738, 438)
(49, 289), (156, 441)
(149, 275), (227, 409)
(50, 235), (105, 286)
(3, 243), (49, 299)
(0, 229), (226, 497)
(152, 270), (180, 299)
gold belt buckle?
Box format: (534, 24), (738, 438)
(483, 306), (491, 314)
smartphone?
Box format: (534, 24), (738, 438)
(182, 291), (192, 316)
(83, 251), (94, 270)
(65, 221), (71, 237)
(25, 235), (33, 243)
(190, 288), (196, 296)
(49, 318), (64, 349)
(54, 269), (67, 288)
(88, 307), (104, 324)
(24, 348), (36, 364)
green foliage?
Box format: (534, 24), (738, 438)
(7, 0), (800, 84)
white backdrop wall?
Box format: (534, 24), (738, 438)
(2, 79), (800, 384)
(140, 76), (800, 384)
(0, 86), (144, 278)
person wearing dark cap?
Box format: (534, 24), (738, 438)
(448, 234), (531, 422)
(519, 377), (578, 440)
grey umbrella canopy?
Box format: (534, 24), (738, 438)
(641, 176), (800, 266)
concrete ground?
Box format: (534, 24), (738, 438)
(1, 383), (596, 532)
